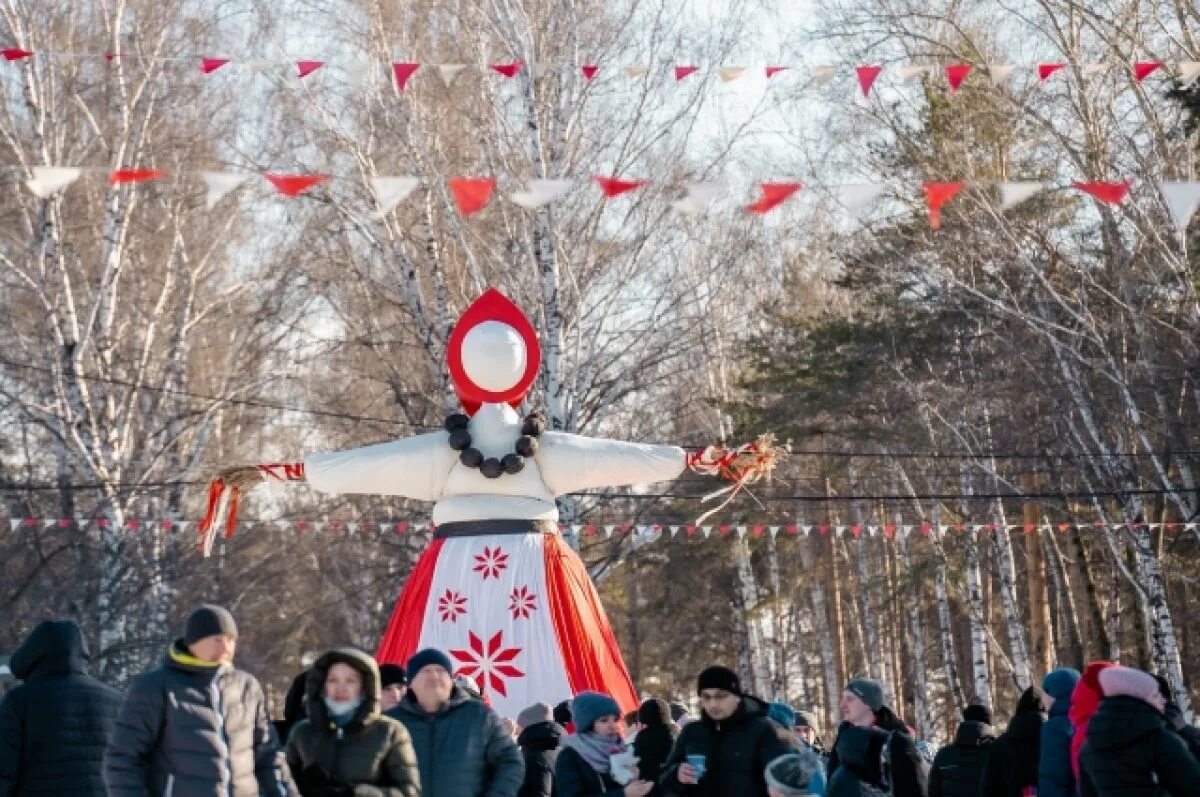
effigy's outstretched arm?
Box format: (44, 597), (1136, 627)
(536, 433), (687, 496)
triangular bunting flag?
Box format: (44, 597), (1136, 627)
(110, 169), (165, 185)
(201, 58), (229, 74)
(594, 175), (646, 198)
(508, 178), (574, 208)
(669, 525), (680, 537)
(392, 62), (420, 90)
(264, 173), (328, 197)
(946, 63), (972, 92)
(924, 181), (966, 229)
(735, 525), (747, 538)
(26, 166), (82, 198)
(296, 60), (324, 78)
(898, 65), (927, 83)
(855, 65), (882, 97)
(2, 48), (33, 61)
(765, 66), (789, 79)
(768, 525), (780, 537)
(672, 180), (725, 215)
(987, 64), (1015, 84)
(1133, 61), (1161, 82)
(746, 181), (802, 214)
(718, 66), (745, 83)
(674, 65), (699, 81)
(490, 61), (523, 78)
(8, 519), (20, 531)
(370, 175), (420, 215)
(200, 171), (250, 209)
(625, 66), (648, 79)
(1074, 179), (1130, 205)
(926, 182), (964, 229)
(811, 65), (837, 85)
(604, 524), (615, 538)
(581, 65), (599, 81)
(1180, 62), (1200, 86)
(701, 526), (712, 538)
(438, 64), (466, 86)
(1038, 62), (1067, 81)
(836, 183), (885, 217)
(998, 181), (1046, 210)
(448, 177), (496, 215)
(1158, 182), (1200, 239)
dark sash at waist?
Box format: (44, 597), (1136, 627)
(433, 519), (558, 539)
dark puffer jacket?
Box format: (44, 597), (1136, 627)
(633, 699), (678, 784)
(555, 745), (623, 797)
(1079, 695), (1200, 797)
(517, 721), (562, 797)
(927, 720), (994, 797)
(104, 640), (296, 797)
(0, 620), (123, 797)
(387, 685), (523, 797)
(826, 709), (928, 797)
(659, 695), (792, 797)
(286, 648), (420, 797)
(978, 690), (1043, 797)
(824, 724), (889, 797)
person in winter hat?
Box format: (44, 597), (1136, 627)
(0, 619), (123, 797)
(556, 690), (654, 797)
(105, 604), (297, 797)
(633, 697), (679, 783)
(1153, 674), (1200, 761)
(825, 678), (928, 797)
(979, 686), (1045, 797)
(928, 703), (994, 797)
(286, 647), (419, 796)
(765, 751), (826, 797)
(1078, 665), (1200, 797)
(556, 699), (577, 734)
(1068, 661), (1113, 785)
(378, 664), (408, 713)
(659, 665), (793, 797)
(517, 701), (562, 797)
(792, 710), (826, 757)
(1037, 667), (1080, 797)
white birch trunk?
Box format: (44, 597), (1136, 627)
(897, 524), (932, 737)
(734, 537), (770, 697)
(964, 528), (993, 707)
(989, 504), (1033, 690)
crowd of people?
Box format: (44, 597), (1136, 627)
(1, 604), (1198, 796)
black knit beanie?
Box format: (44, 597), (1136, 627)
(697, 665), (742, 696)
(184, 604), (238, 644)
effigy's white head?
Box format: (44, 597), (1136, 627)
(461, 321), (528, 393)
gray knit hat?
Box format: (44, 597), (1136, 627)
(517, 701), (553, 729)
(844, 678), (884, 712)
(764, 751), (826, 796)
(184, 605), (238, 645)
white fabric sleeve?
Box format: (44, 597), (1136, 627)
(536, 432), (685, 496)
(304, 432), (454, 501)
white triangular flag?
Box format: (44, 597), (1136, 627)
(672, 180), (726, 215)
(736, 525), (747, 538)
(604, 524), (615, 538)
(26, 166), (83, 198)
(768, 525), (780, 537)
(1180, 62), (1200, 86)
(987, 64), (1015, 84)
(701, 525), (712, 538)
(834, 525), (846, 537)
(438, 64), (466, 86)
(43, 518), (56, 528)
(811, 65), (837, 86)
(378, 522), (390, 534)
(998, 181), (1046, 209)
(669, 525), (680, 537)
(625, 66), (649, 79)
(1185, 522), (1197, 532)
(718, 66), (746, 83)
(8, 519), (21, 531)
(899, 65), (928, 83)
(177, 520), (191, 533)
(1159, 182), (1200, 239)
(569, 523), (582, 536)
(347, 522), (359, 534)
(370, 176), (420, 216)
(836, 183), (885, 217)
(76, 518), (89, 530)
(509, 178), (574, 208)
(200, 171), (250, 210)
(901, 525), (913, 538)
(277, 520), (292, 530)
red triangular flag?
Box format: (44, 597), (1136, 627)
(392, 62), (419, 90)
(2, 48), (33, 61)
(675, 65), (698, 81)
(923, 182), (966, 229)
(855, 65), (882, 96)
(593, 176), (646, 198)
(1073, 180), (1130, 205)
(946, 63), (972, 92)
(581, 65), (599, 81)
(296, 60), (324, 78)
(765, 66), (788, 78)
(109, 169), (165, 185)
(490, 61), (523, 78)
(1133, 61), (1161, 82)
(264, 173), (328, 197)
(201, 58), (229, 74)
(1038, 62), (1066, 81)
(449, 178), (496, 215)
(746, 181), (802, 214)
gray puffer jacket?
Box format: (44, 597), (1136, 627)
(387, 685), (523, 797)
(104, 640), (297, 797)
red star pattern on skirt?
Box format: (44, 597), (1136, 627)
(450, 630), (525, 697)
(509, 585), (537, 619)
(473, 545), (509, 580)
(437, 589), (468, 623)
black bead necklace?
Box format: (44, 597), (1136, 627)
(444, 410), (546, 479)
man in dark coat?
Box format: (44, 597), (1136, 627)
(1079, 666), (1200, 797)
(104, 604), (297, 797)
(928, 703), (994, 797)
(979, 686), (1044, 797)
(659, 665), (792, 797)
(633, 698), (678, 783)
(515, 702), (562, 797)
(1037, 668), (1080, 797)
(0, 619), (123, 796)
(826, 678), (928, 797)
(386, 647), (523, 797)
